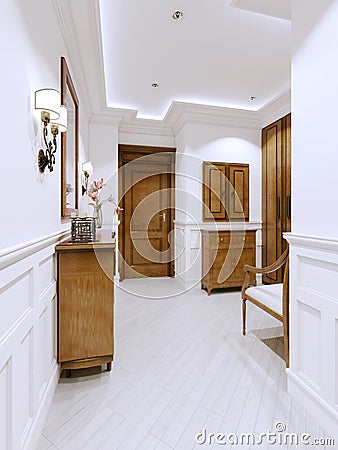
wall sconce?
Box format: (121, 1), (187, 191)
(82, 161), (93, 195)
(35, 88), (67, 173)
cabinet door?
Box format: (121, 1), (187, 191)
(58, 250), (114, 362)
(226, 164), (249, 220)
(202, 162), (226, 220)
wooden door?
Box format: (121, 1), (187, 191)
(119, 146), (175, 280)
(262, 118), (283, 283)
(283, 113), (292, 237)
(226, 163), (249, 220)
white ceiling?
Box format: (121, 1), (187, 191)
(98, 0), (291, 120)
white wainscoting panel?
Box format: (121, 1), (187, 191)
(284, 233), (338, 441)
(297, 300), (321, 388)
(0, 230), (69, 450)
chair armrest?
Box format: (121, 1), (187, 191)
(243, 248), (288, 275)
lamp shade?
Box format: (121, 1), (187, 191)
(35, 88), (61, 120)
(50, 105), (67, 132)
(82, 161), (93, 175)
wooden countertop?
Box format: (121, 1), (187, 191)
(56, 229), (116, 251)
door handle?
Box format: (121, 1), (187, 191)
(276, 196), (280, 219)
(286, 195), (291, 219)
(160, 212), (166, 223)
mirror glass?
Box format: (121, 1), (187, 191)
(61, 57), (79, 218)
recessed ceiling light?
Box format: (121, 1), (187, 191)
(152, 83), (159, 88)
(250, 96), (256, 101)
(172, 10), (183, 20)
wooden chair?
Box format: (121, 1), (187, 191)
(241, 248), (289, 367)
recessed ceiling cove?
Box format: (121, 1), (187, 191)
(99, 0), (291, 120)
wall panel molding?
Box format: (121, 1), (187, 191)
(0, 230), (67, 449)
(284, 232), (338, 441)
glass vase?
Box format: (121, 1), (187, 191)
(94, 206), (103, 228)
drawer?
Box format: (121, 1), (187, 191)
(207, 231), (254, 250)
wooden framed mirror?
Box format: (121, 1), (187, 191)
(61, 56), (79, 219)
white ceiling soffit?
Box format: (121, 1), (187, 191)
(229, 0), (291, 21)
(97, 0), (291, 121)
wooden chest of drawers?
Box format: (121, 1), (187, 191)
(201, 230), (256, 295)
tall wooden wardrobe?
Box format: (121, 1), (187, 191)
(262, 113), (291, 283)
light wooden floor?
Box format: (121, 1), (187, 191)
(37, 278), (331, 449)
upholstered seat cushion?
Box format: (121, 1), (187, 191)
(245, 283), (283, 315)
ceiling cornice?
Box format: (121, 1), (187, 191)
(89, 113), (122, 127)
(53, 0), (92, 115)
(164, 101), (261, 135)
(101, 96), (293, 137)
(53, 0), (108, 115)
(85, 0), (107, 112)
(257, 90), (291, 127)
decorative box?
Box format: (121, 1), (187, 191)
(71, 217), (96, 242)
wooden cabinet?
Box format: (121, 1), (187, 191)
(201, 230), (256, 295)
(202, 162), (249, 221)
(262, 113), (291, 283)
(56, 234), (115, 372)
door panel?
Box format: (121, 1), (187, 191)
(202, 162), (226, 220)
(123, 161), (172, 278)
(262, 119), (283, 283)
(227, 164), (249, 220)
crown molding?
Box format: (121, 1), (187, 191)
(87, 91), (289, 137)
(101, 101), (261, 137)
(164, 101), (261, 135)
(257, 90), (291, 127)
(53, 0), (92, 115)
(85, 0), (108, 112)
(89, 113), (122, 127)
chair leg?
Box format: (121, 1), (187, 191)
(242, 299), (246, 335)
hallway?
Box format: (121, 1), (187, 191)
(37, 279), (331, 449)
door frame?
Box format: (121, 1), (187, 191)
(118, 144), (176, 280)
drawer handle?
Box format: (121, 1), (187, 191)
(220, 238), (224, 242)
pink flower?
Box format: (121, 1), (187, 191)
(87, 178), (120, 214)
(93, 178), (105, 190)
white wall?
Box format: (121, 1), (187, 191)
(175, 123), (261, 224)
(174, 122), (262, 283)
(87, 117), (120, 225)
(292, 0), (338, 238)
(286, 0), (338, 440)
(0, 0), (86, 249)
(0, 1), (90, 448)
